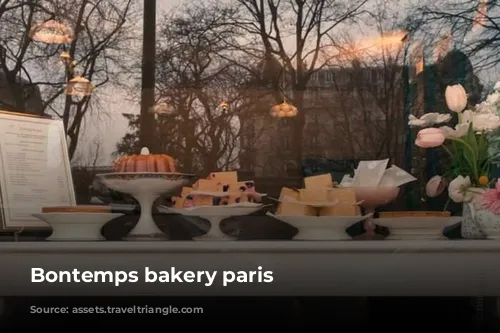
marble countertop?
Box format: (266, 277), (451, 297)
(0, 240), (499, 253)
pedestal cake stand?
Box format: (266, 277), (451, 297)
(159, 203), (268, 241)
(354, 187), (400, 239)
(97, 172), (194, 240)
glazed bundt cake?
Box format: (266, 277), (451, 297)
(112, 147), (177, 173)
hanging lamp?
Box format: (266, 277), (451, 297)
(270, 99), (298, 118)
(30, 20), (73, 44)
(65, 76), (94, 98)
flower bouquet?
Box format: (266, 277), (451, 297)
(409, 83), (500, 238)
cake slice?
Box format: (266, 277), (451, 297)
(207, 171), (238, 185)
(277, 202), (317, 216)
(192, 195), (213, 206)
(327, 188), (357, 203)
(219, 194), (242, 205)
(181, 187), (193, 197)
(279, 187), (299, 201)
(299, 189), (329, 203)
(192, 179), (223, 192)
(172, 197), (185, 209)
(321, 188), (359, 216)
(319, 205), (359, 216)
(304, 173), (333, 189)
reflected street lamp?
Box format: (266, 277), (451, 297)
(270, 100), (298, 118)
(30, 20), (73, 44)
(65, 76), (94, 100)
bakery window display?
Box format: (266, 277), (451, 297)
(159, 171), (268, 241)
(267, 173), (371, 240)
(96, 147), (194, 241)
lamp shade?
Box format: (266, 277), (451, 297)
(59, 51), (72, 66)
(149, 102), (175, 115)
(65, 76), (94, 97)
(270, 101), (298, 118)
(219, 101), (229, 111)
(30, 20), (73, 44)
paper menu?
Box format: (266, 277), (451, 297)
(0, 113), (75, 229)
(352, 159), (389, 187)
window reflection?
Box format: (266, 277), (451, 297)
(0, 0), (499, 210)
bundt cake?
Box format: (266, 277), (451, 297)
(112, 147), (177, 173)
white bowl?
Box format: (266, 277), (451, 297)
(375, 216), (463, 240)
(32, 213), (123, 241)
(267, 212), (372, 240)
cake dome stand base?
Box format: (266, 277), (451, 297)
(355, 187), (400, 240)
(124, 192), (167, 241)
(192, 216), (236, 241)
(97, 173), (193, 241)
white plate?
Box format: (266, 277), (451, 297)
(267, 212), (372, 240)
(32, 213), (123, 241)
(158, 203), (269, 217)
(375, 216), (463, 240)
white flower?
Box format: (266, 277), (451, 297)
(472, 113), (500, 133)
(486, 92), (500, 105)
(408, 113), (451, 127)
(445, 84), (468, 113)
(461, 110), (473, 124)
(448, 175), (473, 203)
(439, 123), (469, 138)
(494, 81), (500, 92)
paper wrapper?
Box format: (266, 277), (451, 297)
(341, 162), (416, 188)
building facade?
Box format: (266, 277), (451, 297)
(239, 64), (406, 177)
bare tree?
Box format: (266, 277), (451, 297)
(220, 0), (369, 173)
(117, 5), (265, 175)
(318, 2), (407, 166)
(72, 135), (102, 169)
(411, 0), (500, 71)
(0, 0), (139, 159)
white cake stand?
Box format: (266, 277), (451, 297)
(159, 203), (268, 241)
(267, 212), (373, 240)
(97, 172), (194, 241)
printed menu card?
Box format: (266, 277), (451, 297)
(0, 112), (75, 230)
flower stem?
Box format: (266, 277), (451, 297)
(443, 198), (451, 212)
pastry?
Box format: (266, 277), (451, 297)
(172, 171), (261, 208)
(275, 178), (361, 217)
(277, 202), (317, 216)
(304, 173), (333, 189)
(112, 147), (177, 173)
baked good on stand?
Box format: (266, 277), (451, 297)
(171, 171), (262, 208)
(112, 147), (177, 173)
(275, 173), (361, 217)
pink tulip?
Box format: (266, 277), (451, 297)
(425, 175), (447, 198)
(415, 128), (445, 148)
